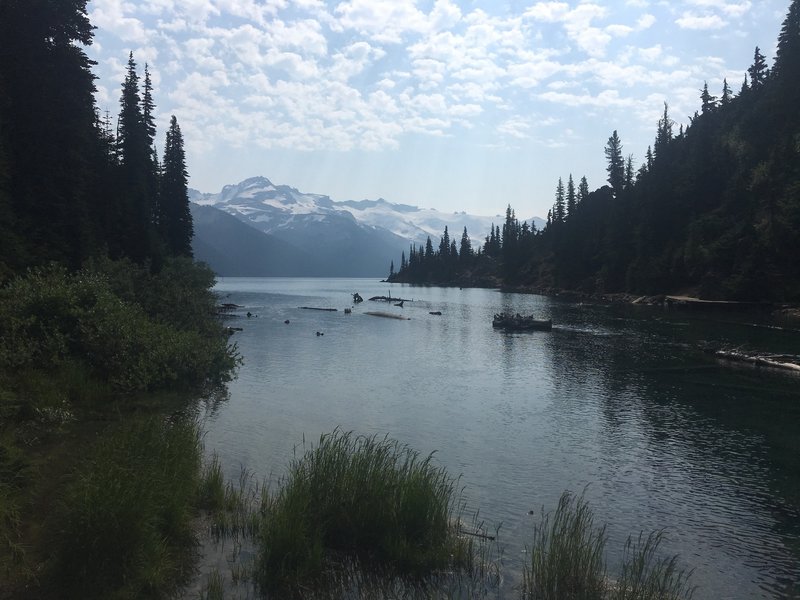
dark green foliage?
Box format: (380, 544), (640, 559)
(50, 417), (205, 599)
(160, 116), (194, 257)
(256, 431), (470, 592)
(0, 258), (237, 393)
(604, 131), (625, 197)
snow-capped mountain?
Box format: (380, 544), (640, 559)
(190, 176), (544, 251)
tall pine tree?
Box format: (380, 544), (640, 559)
(161, 115), (193, 256)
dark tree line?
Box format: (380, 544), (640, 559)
(390, 0), (800, 301)
(0, 0), (193, 278)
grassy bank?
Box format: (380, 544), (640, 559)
(0, 257), (238, 597)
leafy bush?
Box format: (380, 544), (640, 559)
(0, 258), (237, 394)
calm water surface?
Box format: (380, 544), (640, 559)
(204, 277), (800, 599)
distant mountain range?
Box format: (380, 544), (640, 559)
(190, 176), (545, 277)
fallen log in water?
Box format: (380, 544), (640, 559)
(299, 307), (338, 312)
(715, 349), (800, 373)
(364, 311), (410, 320)
(368, 296), (413, 302)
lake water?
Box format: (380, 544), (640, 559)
(203, 277), (800, 599)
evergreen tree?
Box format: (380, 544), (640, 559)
(578, 176), (589, 205)
(604, 130), (625, 197)
(566, 174), (576, 219)
(721, 78), (732, 105)
(624, 155), (635, 190)
(0, 0), (100, 266)
(653, 103), (672, 159)
(700, 81), (717, 113)
(439, 226), (450, 258)
(425, 236), (434, 260)
(161, 115), (193, 256)
(400, 250), (407, 271)
(748, 46), (769, 89)
(459, 227), (472, 262)
(117, 52), (154, 261)
(553, 179), (566, 223)
(389, 260), (395, 277)
(774, 0), (800, 80)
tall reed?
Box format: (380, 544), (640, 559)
(523, 490), (607, 600)
(255, 430), (471, 592)
(50, 416), (204, 599)
(522, 491), (695, 600)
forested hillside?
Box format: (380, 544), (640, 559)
(391, 0), (800, 302)
(0, 1), (192, 277)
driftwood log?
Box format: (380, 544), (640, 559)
(715, 349), (800, 373)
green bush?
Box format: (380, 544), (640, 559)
(0, 258), (238, 394)
(256, 430), (471, 592)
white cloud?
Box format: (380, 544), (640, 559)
(90, 0), (149, 43)
(676, 12), (727, 29)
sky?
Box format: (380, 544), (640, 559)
(86, 0), (789, 219)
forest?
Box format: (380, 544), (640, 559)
(390, 0), (800, 302)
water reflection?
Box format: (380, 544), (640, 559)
(204, 278), (800, 599)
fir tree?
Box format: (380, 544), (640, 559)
(700, 82), (717, 113)
(566, 174), (576, 219)
(654, 103), (672, 160)
(554, 179), (566, 223)
(748, 46), (769, 89)
(578, 176), (589, 205)
(721, 78), (732, 105)
(604, 130), (625, 197)
(460, 227), (472, 262)
(774, 0), (800, 79)
(161, 115), (193, 256)
(624, 155), (635, 190)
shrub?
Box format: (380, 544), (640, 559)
(0, 259), (238, 394)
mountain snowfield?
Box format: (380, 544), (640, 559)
(189, 176), (545, 277)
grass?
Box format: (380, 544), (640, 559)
(48, 416), (208, 599)
(523, 490), (607, 600)
(254, 430), (476, 593)
(523, 490), (695, 600)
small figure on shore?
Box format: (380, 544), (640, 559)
(353, 293), (363, 303)
(247, 311), (252, 318)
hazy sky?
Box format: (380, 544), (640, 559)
(87, 0), (788, 218)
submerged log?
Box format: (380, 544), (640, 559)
(368, 296), (413, 302)
(299, 307), (338, 312)
(715, 349), (800, 373)
(364, 311), (410, 320)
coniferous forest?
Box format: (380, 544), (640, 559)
(390, 0), (800, 302)
(0, 3), (193, 274)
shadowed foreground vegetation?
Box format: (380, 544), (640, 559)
(0, 258), (239, 598)
(523, 491), (695, 600)
(196, 432), (694, 600)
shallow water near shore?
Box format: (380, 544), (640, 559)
(199, 277), (800, 598)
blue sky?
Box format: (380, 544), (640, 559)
(87, 0), (788, 219)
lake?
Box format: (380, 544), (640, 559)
(202, 277), (800, 598)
